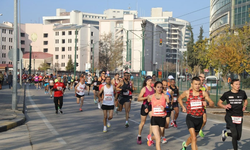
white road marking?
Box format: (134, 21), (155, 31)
(27, 87), (67, 145)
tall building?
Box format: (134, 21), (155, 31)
(143, 7), (191, 64)
(0, 22), (14, 65)
(210, 0), (250, 36)
(99, 14), (166, 72)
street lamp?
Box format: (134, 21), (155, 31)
(141, 20), (147, 71)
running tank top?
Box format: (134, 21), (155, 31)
(143, 86), (155, 105)
(34, 76), (39, 82)
(120, 81), (130, 97)
(151, 94), (167, 117)
(186, 89), (204, 117)
(165, 88), (172, 112)
(129, 81), (132, 96)
(200, 84), (207, 91)
(76, 82), (85, 95)
(49, 78), (54, 85)
(44, 77), (49, 83)
(102, 85), (114, 106)
(170, 86), (178, 103)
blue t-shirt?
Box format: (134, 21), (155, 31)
(67, 76), (72, 81)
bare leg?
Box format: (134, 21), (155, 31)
(76, 97), (80, 104)
(108, 110), (113, 120)
(103, 110), (107, 126)
(174, 107), (179, 120)
(185, 128), (198, 150)
(93, 90), (96, 100)
(138, 115), (147, 135)
(80, 97), (84, 108)
(124, 102), (130, 121)
(201, 113), (207, 130)
(151, 126), (161, 150)
(148, 111), (153, 136)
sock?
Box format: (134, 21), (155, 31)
(126, 121), (128, 124)
(138, 135), (141, 137)
(184, 144), (187, 147)
(104, 126), (107, 128)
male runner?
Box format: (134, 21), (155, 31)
(151, 74), (156, 87)
(52, 75), (66, 114)
(112, 73), (120, 113)
(92, 76), (100, 104)
(98, 71), (106, 109)
(178, 77), (214, 150)
(86, 74), (92, 95)
(67, 74), (72, 90)
(49, 74), (54, 98)
(38, 74), (43, 89)
(99, 76), (116, 132)
(169, 79), (179, 128)
(75, 76), (86, 111)
(116, 72), (133, 127)
(198, 73), (209, 137)
(218, 79), (248, 150)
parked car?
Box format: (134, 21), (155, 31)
(206, 76), (218, 88)
(178, 75), (186, 82)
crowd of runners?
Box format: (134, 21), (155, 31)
(24, 71), (247, 150)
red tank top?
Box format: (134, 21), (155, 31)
(143, 86), (155, 105)
(151, 94), (167, 117)
(186, 89), (204, 117)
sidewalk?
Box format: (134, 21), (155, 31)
(0, 84), (26, 132)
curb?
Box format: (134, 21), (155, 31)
(0, 111), (26, 132)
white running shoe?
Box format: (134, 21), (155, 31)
(103, 126), (107, 132)
(107, 122), (111, 128)
(161, 137), (167, 144)
(98, 102), (101, 109)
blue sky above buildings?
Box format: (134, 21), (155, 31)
(0, 0), (210, 40)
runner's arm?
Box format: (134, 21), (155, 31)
(116, 82), (123, 91)
(98, 87), (104, 101)
(203, 91), (214, 107)
(217, 93), (231, 110)
(178, 90), (188, 112)
(243, 99), (248, 111)
(74, 83), (79, 93)
(164, 95), (170, 103)
(137, 87), (147, 102)
(147, 95), (152, 102)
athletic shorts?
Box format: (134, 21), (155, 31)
(186, 114), (203, 133)
(166, 111), (171, 117)
(172, 102), (179, 108)
(44, 83), (49, 86)
(140, 104), (152, 116)
(93, 86), (99, 91)
(86, 83), (91, 87)
(39, 81), (42, 83)
(151, 116), (166, 127)
(101, 105), (114, 110)
(68, 81), (71, 84)
(49, 86), (54, 89)
(76, 94), (84, 98)
(119, 97), (130, 105)
(34, 81), (38, 83)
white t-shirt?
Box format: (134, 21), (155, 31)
(102, 85), (114, 106)
(76, 82), (85, 95)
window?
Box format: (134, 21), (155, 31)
(91, 40), (93, 44)
(68, 39), (72, 43)
(43, 48), (48, 52)
(55, 32), (59, 36)
(62, 39), (65, 44)
(62, 47), (65, 51)
(21, 33), (25, 37)
(61, 55), (65, 59)
(62, 31), (65, 35)
(55, 47), (59, 51)
(91, 48), (93, 52)
(9, 62), (12, 64)
(21, 48), (25, 52)
(2, 45), (6, 50)
(43, 33), (48, 38)
(68, 31), (72, 35)
(76, 39), (78, 43)
(2, 29), (6, 33)
(2, 53), (6, 58)
(44, 41), (48, 45)
(68, 47), (72, 51)
(55, 55), (59, 59)
(68, 55), (71, 59)
(77, 55), (78, 59)
(91, 56), (93, 60)
(2, 61), (6, 64)
(91, 32), (94, 36)
(9, 46), (12, 50)
(2, 37), (6, 42)
(21, 40), (25, 45)
(76, 47), (78, 51)
(61, 63), (65, 67)
(55, 39), (59, 44)
(9, 30), (13, 34)
(9, 38), (13, 42)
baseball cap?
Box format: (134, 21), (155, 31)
(168, 75), (174, 80)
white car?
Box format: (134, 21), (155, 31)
(206, 76), (218, 88)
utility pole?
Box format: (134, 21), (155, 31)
(92, 43), (94, 73)
(74, 29), (78, 78)
(12, 0), (18, 110)
(29, 45), (32, 75)
(141, 20), (146, 71)
(126, 30), (129, 63)
(19, 0), (22, 86)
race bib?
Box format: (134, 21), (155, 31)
(173, 97), (177, 102)
(45, 79), (48, 82)
(153, 106), (164, 115)
(123, 90), (129, 96)
(105, 96), (112, 101)
(68, 81), (71, 83)
(57, 86), (62, 90)
(232, 116), (242, 124)
(190, 100), (202, 110)
(94, 82), (97, 86)
(75, 81), (78, 84)
(50, 80), (53, 84)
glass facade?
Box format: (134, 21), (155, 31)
(234, 0), (250, 26)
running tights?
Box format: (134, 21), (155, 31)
(54, 96), (63, 110)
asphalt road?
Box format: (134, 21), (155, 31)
(0, 85), (250, 150)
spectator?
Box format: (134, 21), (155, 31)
(0, 71), (3, 90)
(7, 72), (13, 89)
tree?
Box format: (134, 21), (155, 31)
(99, 33), (123, 71)
(39, 61), (50, 71)
(187, 25), (198, 71)
(66, 57), (74, 71)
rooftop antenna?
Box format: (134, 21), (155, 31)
(128, 3), (131, 10)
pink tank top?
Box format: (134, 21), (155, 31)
(151, 94), (167, 117)
(143, 86), (155, 105)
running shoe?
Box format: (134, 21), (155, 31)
(161, 137), (167, 144)
(174, 121), (178, 128)
(221, 129), (227, 142)
(182, 141), (187, 150)
(199, 130), (205, 138)
(55, 110), (58, 114)
(60, 110), (63, 114)
(125, 123), (129, 128)
(94, 99), (97, 104)
(79, 108), (82, 112)
(147, 135), (154, 147)
(58, 106), (60, 110)
(98, 102), (101, 109)
(103, 126), (107, 133)
(137, 136), (142, 145)
(107, 122), (111, 128)
(170, 120), (174, 127)
(50, 95), (52, 98)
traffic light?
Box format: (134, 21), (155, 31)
(159, 39), (162, 45)
(76, 63), (79, 67)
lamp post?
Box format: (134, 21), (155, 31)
(29, 45), (32, 75)
(141, 20), (146, 71)
(74, 29), (78, 78)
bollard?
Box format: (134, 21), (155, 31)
(216, 80), (218, 106)
(22, 83), (26, 114)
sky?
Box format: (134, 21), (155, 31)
(0, 0), (210, 40)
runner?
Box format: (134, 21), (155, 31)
(52, 75), (66, 114)
(22, 73), (27, 83)
(86, 74), (92, 95)
(67, 74), (72, 90)
(128, 73), (135, 117)
(169, 79), (179, 128)
(99, 76), (116, 132)
(167, 75), (174, 87)
(137, 76), (155, 145)
(74, 76), (79, 87)
(178, 77), (214, 150)
(98, 71), (106, 109)
(198, 73), (209, 138)
(71, 74), (74, 89)
(112, 73), (120, 113)
(218, 79), (248, 150)
(34, 74), (39, 89)
(28, 74), (32, 85)
(38, 74), (43, 89)
(43, 74), (50, 94)
(75, 75), (86, 111)
(147, 81), (169, 149)
(151, 74), (156, 87)
(92, 76), (100, 104)
(161, 79), (173, 144)
(49, 74), (54, 98)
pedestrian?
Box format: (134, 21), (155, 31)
(0, 71), (3, 90)
(7, 72), (13, 89)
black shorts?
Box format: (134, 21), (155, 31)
(93, 86), (99, 91)
(34, 81), (38, 84)
(39, 81), (42, 83)
(101, 105), (114, 110)
(76, 94), (84, 98)
(49, 86), (53, 89)
(140, 104), (152, 116)
(172, 102), (179, 108)
(86, 84), (91, 87)
(68, 81), (71, 85)
(186, 114), (203, 133)
(119, 97), (130, 105)
(166, 111), (171, 117)
(151, 116), (166, 127)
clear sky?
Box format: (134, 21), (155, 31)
(0, 0), (210, 40)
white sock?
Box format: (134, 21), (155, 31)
(126, 121), (128, 124)
(138, 135), (141, 137)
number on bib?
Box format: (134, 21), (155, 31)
(153, 106), (164, 115)
(190, 100), (202, 110)
(123, 90), (129, 96)
(232, 116), (242, 124)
